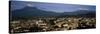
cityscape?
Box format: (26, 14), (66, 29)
(9, 1), (96, 34)
(10, 17), (96, 33)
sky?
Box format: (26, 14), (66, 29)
(10, 1), (96, 13)
(9, 0), (96, 5)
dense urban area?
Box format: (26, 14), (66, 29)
(9, 16), (96, 33)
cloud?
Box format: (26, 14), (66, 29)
(27, 4), (33, 6)
(78, 8), (89, 10)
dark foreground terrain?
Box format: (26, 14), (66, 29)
(9, 16), (96, 33)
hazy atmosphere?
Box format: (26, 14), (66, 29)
(10, 1), (96, 13)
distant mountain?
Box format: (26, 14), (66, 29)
(60, 10), (95, 17)
(62, 10), (95, 15)
(11, 6), (60, 17)
(11, 6), (96, 17)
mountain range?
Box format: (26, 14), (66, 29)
(10, 6), (96, 17)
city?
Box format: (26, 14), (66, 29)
(9, 16), (96, 33)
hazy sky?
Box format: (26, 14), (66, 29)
(10, 1), (96, 13)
